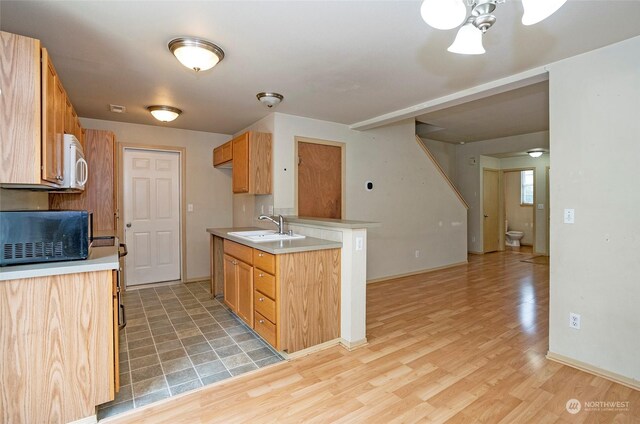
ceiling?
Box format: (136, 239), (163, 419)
(2, 1), (640, 135)
(416, 80), (549, 143)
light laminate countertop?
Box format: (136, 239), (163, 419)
(207, 227), (342, 254)
(284, 216), (380, 229)
(0, 243), (119, 281)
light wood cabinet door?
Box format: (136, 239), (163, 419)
(213, 141), (232, 166)
(236, 260), (254, 327)
(223, 254), (238, 311)
(111, 270), (119, 394)
(64, 96), (74, 134)
(42, 47), (65, 185)
(0, 31), (41, 184)
(232, 133), (249, 193)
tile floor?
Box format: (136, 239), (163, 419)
(98, 281), (283, 420)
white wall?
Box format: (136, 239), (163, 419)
(455, 131), (549, 253)
(244, 113), (467, 281)
(420, 137), (457, 181)
(81, 118), (233, 281)
(548, 36), (640, 381)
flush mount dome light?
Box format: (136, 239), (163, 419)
(168, 37), (225, 72)
(256, 92), (284, 108)
(527, 150), (544, 158)
(147, 105), (182, 122)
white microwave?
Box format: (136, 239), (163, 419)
(62, 134), (88, 190)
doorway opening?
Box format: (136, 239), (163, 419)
(294, 137), (345, 219)
(120, 145), (186, 287)
(502, 168), (536, 252)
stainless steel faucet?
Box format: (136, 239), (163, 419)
(258, 214), (285, 234)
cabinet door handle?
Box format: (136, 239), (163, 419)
(259, 297), (264, 302)
(232, 260), (238, 265)
(258, 273), (264, 277)
(258, 253), (264, 257)
(259, 319), (265, 324)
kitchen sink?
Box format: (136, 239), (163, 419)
(228, 230), (306, 243)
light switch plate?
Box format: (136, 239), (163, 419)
(537, 203), (544, 210)
(187, 204), (194, 212)
(564, 208), (575, 224)
(355, 237), (364, 251)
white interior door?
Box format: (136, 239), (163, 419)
(123, 148), (181, 285)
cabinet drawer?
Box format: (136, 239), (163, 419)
(254, 269), (275, 299)
(253, 249), (275, 274)
(224, 239), (253, 264)
(254, 311), (276, 347)
(254, 290), (276, 323)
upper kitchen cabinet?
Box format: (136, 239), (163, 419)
(0, 31), (83, 188)
(212, 140), (232, 167)
(231, 131), (272, 194)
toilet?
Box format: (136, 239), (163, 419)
(505, 220), (524, 247)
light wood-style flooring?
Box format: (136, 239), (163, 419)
(107, 251), (639, 423)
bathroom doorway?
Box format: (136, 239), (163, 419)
(502, 168), (536, 252)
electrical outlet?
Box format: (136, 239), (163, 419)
(564, 208), (575, 224)
(569, 312), (581, 329)
(415, 250), (420, 258)
(187, 204), (194, 212)
(261, 205), (264, 214)
(268, 205), (274, 214)
(472, 236), (476, 243)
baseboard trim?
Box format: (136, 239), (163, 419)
(468, 250), (483, 255)
(366, 261), (468, 285)
(184, 276), (209, 284)
(282, 338), (342, 360)
(546, 351), (640, 391)
(69, 415), (97, 424)
(340, 338), (368, 351)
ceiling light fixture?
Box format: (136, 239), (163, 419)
(168, 37), (225, 72)
(256, 92), (284, 108)
(421, 0), (567, 55)
(147, 105), (182, 122)
(527, 150), (544, 158)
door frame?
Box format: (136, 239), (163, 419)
(293, 136), (346, 218)
(545, 166), (550, 256)
(118, 143), (187, 287)
(500, 167), (537, 253)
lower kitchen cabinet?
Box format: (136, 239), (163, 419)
(0, 270), (118, 423)
(219, 238), (340, 354)
(223, 241), (254, 327)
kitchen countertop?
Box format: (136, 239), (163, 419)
(0, 242), (120, 281)
(207, 227), (342, 254)
(284, 216), (380, 229)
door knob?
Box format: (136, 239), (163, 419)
(126, 223), (132, 228)
(484, 214), (489, 218)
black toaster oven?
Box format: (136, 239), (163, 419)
(0, 210), (92, 266)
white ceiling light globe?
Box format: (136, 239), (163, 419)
(522, 0), (567, 26)
(447, 23), (485, 55)
(421, 0), (467, 30)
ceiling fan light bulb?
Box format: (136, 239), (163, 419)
(521, 0), (567, 25)
(420, 0), (467, 30)
(447, 23), (486, 55)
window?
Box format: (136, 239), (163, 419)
(521, 170), (534, 205)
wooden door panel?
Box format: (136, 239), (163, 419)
(232, 134), (249, 193)
(483, 169), (499, 253)
(223, 255), (237, 311)
(236, 260), (254, 327)
(298, 142), (342, 219)
(41, 50), (57, 183)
